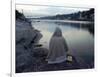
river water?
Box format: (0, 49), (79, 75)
(32, 20), (94, 66)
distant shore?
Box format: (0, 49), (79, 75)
(29, 19), (94, 24)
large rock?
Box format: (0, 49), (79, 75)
(16, 19), (42, 73)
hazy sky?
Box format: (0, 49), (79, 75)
(16, 0), (90, 18)
(16, 4), (90, 18)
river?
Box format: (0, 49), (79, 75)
(31, 19), (94, 66)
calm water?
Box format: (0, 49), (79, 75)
(32, 20), (94, 65)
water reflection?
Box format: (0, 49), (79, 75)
(32, 20), (94, 65)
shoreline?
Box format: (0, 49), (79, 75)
(28, 19), (94, 24)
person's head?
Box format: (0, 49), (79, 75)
(53, 27), (62, 37)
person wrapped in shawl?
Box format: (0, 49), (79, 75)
(46, 27), (68, 64)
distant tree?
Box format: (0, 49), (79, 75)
(16, 10), (25, 20)
(39, 8), (94, 21)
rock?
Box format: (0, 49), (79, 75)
(37, 56), (80, 72)
(33, 47), (48, 57)
(16, 18), (43, 73)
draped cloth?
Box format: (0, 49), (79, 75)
(46, 27), (68, 64)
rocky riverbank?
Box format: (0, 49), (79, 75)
(16, 18), (44, 73)
(16, 10), (93, 73)
(16, 18), (93, 73)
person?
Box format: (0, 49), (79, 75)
(46, 27), (68, 64)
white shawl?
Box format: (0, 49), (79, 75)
(46, 27), (68, 64)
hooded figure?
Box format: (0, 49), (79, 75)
(46, 27), (68, 64)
